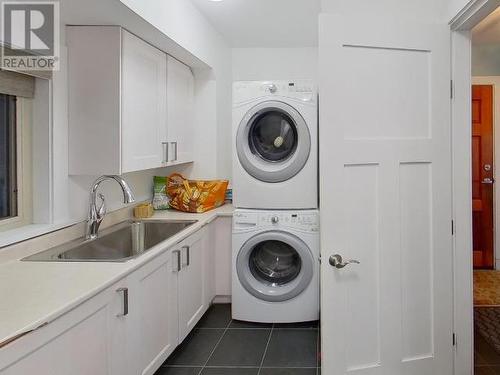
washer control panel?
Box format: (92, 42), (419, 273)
(233, 210), (319, 232)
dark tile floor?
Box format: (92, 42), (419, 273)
(155, 304), (321, 375)
(475, 331), (500, 374)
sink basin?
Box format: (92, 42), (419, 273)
(23, 220), (198, 262)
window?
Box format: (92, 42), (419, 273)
(0, 68), (35, 232)
(0, 94), (17, 221)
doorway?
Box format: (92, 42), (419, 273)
(452, 2), (500, 373)
(471, 10), (500, 373)
(472, 23), (500, 375)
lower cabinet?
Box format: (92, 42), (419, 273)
(127, 249), (179, 375)
(0, 279), (129, 375)
(176, 227), (211, 342)
(0, 226), (217, 375)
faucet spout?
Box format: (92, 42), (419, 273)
(86, 175), (136, 240)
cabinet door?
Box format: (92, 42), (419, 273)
(121, 30), (167, 173)
(0, 280), (129, 375)
(67, 26), (122, 175)
(127, 250), (179, 375)
(166, 56), (194, 164)
(177, 228), (208, 341)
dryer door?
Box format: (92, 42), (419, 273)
(236, 101), (311, 183)
(236, 231), (315, 302)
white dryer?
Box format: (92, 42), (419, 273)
(232, 209), (320, 323)
(232, 80), (318, 210)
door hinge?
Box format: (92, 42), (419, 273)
(451, 220), (455, 235)
(453, 333), (457, 347)
(450, 80), (454, 99)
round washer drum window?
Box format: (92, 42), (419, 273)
(248, 111), (298, 163)
(249, 240), (302, 286)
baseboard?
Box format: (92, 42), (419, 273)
(212, 295), (231, 304)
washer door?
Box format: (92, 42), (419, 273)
(236, 231), (315, 302)
(236, 101), (311, 183)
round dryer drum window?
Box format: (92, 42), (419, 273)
(236, 231), (314, 302)
(236, 101), (311, 183)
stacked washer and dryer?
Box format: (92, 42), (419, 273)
(231, 81), (319, 323)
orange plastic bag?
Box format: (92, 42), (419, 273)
(166, 173), (229, 213)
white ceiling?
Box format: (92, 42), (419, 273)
(190, 0), (320, 48)
(473, 6), (500, 45)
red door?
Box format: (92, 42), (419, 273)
(472, 85), (494, 269)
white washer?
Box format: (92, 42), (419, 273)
(232, 209), (320, 323)
(232, 80), (318, 209)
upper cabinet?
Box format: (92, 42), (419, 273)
(166, 56), (195, 165)
(121, 30), (167, 173)
(67, 26), (194, 175)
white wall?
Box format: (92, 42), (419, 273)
(472, 76), (500, 269)
(119, 0), (228, 72)
(232, 48), (318, 81)
(473, 45), (500, 75)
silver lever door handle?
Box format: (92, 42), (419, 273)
(329, 254), (360, 269)
(482, 178), (495, 184)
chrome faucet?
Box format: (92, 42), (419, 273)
(86, 175), (135, 240)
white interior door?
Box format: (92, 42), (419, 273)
(319, 15), (453, 375)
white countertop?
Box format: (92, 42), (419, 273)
(0, 204), (233, 347)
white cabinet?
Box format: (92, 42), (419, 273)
(121, 30), (167, 173)
(67, 26), (196, 175)
(174, 227), (211, 341)
(0, 279), (129, 375)
(127, 250), (178, 375)
(166, 56), (195, 165)
(67, 26), (168, 175)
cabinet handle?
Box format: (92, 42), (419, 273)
(170, 142), (178, 162)
(172, 250), (181, 272)
(162, 142), (169, 164)
(116, 288), (128, 317)
(182, 245), (190, 267)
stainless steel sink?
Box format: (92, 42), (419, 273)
(23, 220), (197, 262)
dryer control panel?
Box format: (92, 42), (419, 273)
(233, 80), (316, 105)
(233, 210), (319, 232)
